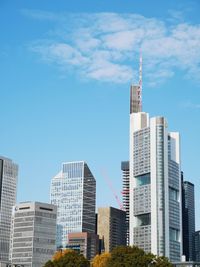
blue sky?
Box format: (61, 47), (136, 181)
(1, 0), (200, 228)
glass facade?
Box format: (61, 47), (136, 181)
(135, 173), (150, 186)
(0, 157), (18, 263)
(50, 161), (96, 248)
(182, 176), (195, 261)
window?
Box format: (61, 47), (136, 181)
(170, 228), (179, 241)
(135, 173), (150, 186)
(169, 187), (178, 201)
(136, 213), (151, 226)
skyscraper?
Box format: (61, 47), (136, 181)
(129, 76), (182, 261)
(195, 231), (200, 261)
(182, 173), (195, 261)
(10, 202), (57, 267)
(0, 156), (18, 263)
(121, 161), (130, 244)
(97, 207), (126, 253)
(50, 161), (96, 248)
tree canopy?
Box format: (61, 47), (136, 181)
(92, 246), (173, 267)
(92, 252), (111, 267)
(43, 246), (173, 267)
(43, 249), (90, 267)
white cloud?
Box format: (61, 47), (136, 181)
(25, 11), (200, 85)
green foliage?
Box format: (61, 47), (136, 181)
(43, 250), (90, 267)
(104, 246), (173, 267)
(153, 256), (173, 267)
(106, 246), (154, 267)
(44, 246), (173, 267)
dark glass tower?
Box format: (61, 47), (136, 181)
(182, 172), (195, 261)
(195, 231), (200, 261)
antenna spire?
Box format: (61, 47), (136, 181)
(138, 49), (142, 111)
(130, 49), (143, 114)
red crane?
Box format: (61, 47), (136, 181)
(101, 169), (124, 211)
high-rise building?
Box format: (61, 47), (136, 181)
(195, 231), (200, 261)
(129, 81), (182, 261)
(50, 161), (96, 248)
(68, 232), (99, 260)
(0, 156), (18, 263)
(10, 202), (57, 267)
(121, 161), (130, 245)
(182, 173), (195, 261)
(97, 207), (126, 253)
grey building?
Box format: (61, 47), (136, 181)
(50, 161), (96, 248)
(10, 202), (57, 267)
(121, 161), (130, 245)
(0, 156), (18, 263)
(97, 207), (126, 252)
(182, 173), (195, 261)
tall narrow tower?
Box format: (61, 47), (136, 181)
(182, 173), (195, 261)
(0, 156), (18, 263)
(129, 54), (182, 262)
(121, 161), (130, 245)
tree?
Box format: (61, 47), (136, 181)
(91, 252), (111, 267)
(152, 256), (173, 267)
(104, 246), (173, 267)
(52, 249), (74, 261)
(43, 249), (90, 267)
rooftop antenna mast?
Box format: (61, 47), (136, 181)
(138, 49), (142, 111)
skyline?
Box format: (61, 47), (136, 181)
(1, 0), (200, 229)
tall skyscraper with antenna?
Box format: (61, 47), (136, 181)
(129, 53), (182, 262)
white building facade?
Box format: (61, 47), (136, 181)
(0, 156), (18, 263)
(10, 202), (57, 267)
(129, 86), (182, 262)
(50, 161), (96, 248)
(121, 161), (130, 245)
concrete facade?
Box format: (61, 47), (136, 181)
(97, 207), (126, 253)
(10, 202), (57, 267)
(121, 161), (130, 245)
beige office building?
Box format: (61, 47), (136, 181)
(68, 232), (99, 260)
(97, 207), (126, 253)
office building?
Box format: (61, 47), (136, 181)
(129, 76), (182, 261)
(50, 161), (96, 248)
(97, 207), (126, 252)
(0, 156), (18, 263)
(121, 161), (130, 245)
(195, 231), (200, 261)
(68, 232), (99, 260)
(182, 173), (195, 261)
(10, 202), (57, 267)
